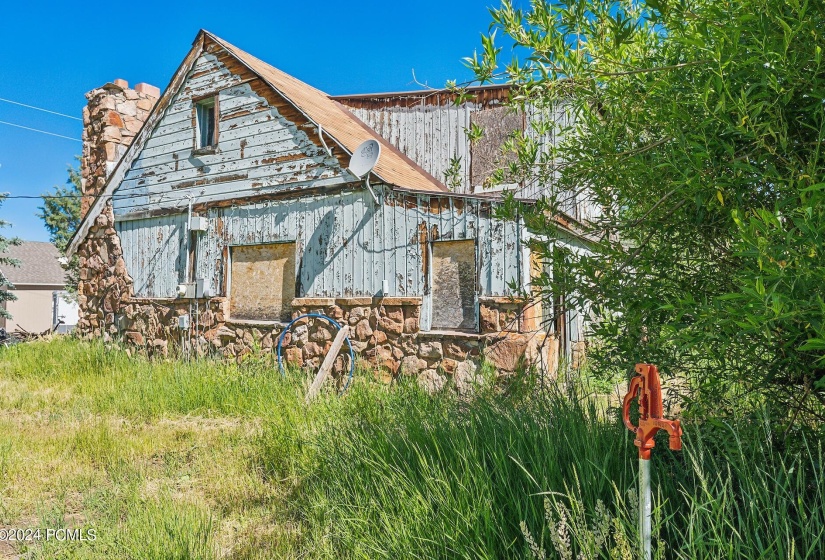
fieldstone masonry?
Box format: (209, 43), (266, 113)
(81, 79), (159, 219)
(75, 203), (134, 341)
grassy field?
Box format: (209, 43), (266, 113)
(0, 338), (823, 559)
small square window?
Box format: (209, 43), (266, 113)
(195, 97), (217, 149)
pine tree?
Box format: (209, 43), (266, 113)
(0, 195), (21, 320)
(38, 160), (81, 292)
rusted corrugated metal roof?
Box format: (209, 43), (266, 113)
(206, 31), (447, 194)
(333, 84), (513, 109)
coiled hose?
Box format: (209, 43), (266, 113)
(276, 313), (356, 394)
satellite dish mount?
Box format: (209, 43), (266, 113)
(347, 139), (381, 205)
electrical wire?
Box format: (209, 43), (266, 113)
(0, 190), (169, 201)
(0, 120), (80, 142)
(0, 97), (82, 121)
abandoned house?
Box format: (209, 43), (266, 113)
(66, 30), (594, 385)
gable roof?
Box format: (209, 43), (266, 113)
(0, 241), (67, 286)
(67, 30), (446, 256)
(207, 32), (446, 195)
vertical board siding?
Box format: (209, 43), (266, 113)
(343, 98), (598, 222)
(347, 103), (474, 193)
(184, 187), (520, 299)
(116, 213), (187, 298)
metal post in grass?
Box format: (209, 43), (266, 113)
(622, 363), (682, 560)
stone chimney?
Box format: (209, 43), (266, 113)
(80, 79), (160, 219)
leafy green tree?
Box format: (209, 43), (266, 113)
(38, 161), (81, 292)
(467, 0), (825, 422)
(0, 194), (21, 320)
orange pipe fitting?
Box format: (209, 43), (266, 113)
(622, 364), (682, 460)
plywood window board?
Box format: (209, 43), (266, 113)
(431, 239), (477, 331)
(470, 105), (523, 188)
(229, 242), (296, 322)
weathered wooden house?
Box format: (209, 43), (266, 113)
(67, 30), (591, 385)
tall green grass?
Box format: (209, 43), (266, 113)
(0, 337), (306, 419)
(258, 380), (825, 559)
(28, 492), (216, 560)
(2, 338), (823, 558)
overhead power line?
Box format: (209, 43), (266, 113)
(0, 190), (175, 202)
(0, 120), (81, 142)
(2, 193), (93, 199)
(0, 97), (82, 121)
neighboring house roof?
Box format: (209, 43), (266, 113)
(67, 29), (446, 256)
(0, 241), (66, 286)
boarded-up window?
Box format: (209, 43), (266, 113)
(470, 106), (523, 187)
(230, 242), (295, 321)
(431, 240), (477, 330)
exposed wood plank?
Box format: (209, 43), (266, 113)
(113, 171), (348, 217)
(306, 325), (350, 403)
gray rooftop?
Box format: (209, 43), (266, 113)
(0, 241), (67, 286)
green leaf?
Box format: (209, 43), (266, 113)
(798, 339), (825, 352)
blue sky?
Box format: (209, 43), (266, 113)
(0, 0), (500, 243)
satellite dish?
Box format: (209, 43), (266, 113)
(348, 139), (381, 178)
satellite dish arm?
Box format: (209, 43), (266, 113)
(364, 173), (379, 205)
(318, 124), (333, 157)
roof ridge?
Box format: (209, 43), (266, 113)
(201, 31), (332, 99)
(332, 83), (512, 99)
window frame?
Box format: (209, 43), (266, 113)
(192, 93), (219, 155)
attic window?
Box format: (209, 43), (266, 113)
(194, 96), (217, 151)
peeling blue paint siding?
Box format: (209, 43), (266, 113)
(186, 186), (521, 300)
(112, 52), (346, 219)
(344, 101), (474, 193)
(342, 97), (603, 223)
(117, 187), (522, 300)
(115, 214), (187, 298)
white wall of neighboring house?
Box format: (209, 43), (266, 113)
(0, 241), (74, 334)
(1, 286), (79, 334)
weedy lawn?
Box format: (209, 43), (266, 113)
(0, 338), (822, 559)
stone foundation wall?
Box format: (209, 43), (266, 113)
(75, 203), (134, 339)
